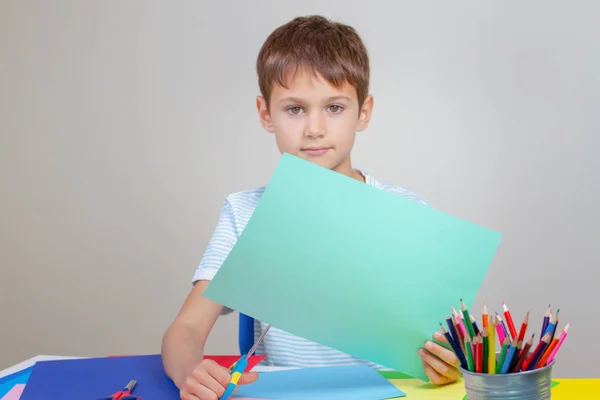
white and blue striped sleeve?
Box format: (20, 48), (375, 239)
(192, 197), (239, 283)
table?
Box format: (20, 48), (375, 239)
(2, 355), (598, 399)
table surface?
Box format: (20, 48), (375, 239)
(2, 355), (598, 399)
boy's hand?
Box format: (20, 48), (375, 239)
(418, 331), (461, 385)
(180, 359), (258, 400)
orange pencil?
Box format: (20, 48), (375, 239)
(482, 302), (489, 330)
(543, 322), (570, 366)
(536, 336), (560, 369)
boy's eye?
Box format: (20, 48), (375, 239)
(287, 106), (303, 114)
(327, 104), (343, 113)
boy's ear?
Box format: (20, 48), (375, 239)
(256, 95), (276, 133)
(356, 94), (374, 132)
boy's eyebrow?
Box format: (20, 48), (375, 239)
(278, 96), (353, 104)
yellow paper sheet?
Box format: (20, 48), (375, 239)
(388, 378), (600, 400)
(388, 379), (466, 399)
(552, 378), (600, 399)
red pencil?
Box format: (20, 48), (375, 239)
(503, 301), (518, 339)
(525, 333), (552, 370)
(475, 334), (483, 373)
(511, 333), (534, 372)
(517, 311), (529, 343)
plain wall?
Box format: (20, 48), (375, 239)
(1, 1), (598, 378)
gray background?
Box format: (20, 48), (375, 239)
(1, 1), (598, 378)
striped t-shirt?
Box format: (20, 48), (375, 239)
(192, 169), (430, 369)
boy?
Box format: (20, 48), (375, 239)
(161, 15), (461, 400)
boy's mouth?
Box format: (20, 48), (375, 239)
(301, 146), (331, 156)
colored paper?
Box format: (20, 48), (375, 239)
(390, 378), (467, 399)
(0, 370), (31, 398)
(0, 384), (24, 400)
(204, 355), (266, 371)
(234, 365), (406, 399)
(18, 353), (265, 399)
(204, 153), (502, 381)
(551, 378), (600, 400)
(19, 354), (180, 399)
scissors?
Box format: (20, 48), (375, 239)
(97, 379), (141, 400)
(220, 324), (271, 400)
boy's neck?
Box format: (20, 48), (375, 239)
(333, 157), (365, 183)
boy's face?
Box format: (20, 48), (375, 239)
(257, 67), (373, 180)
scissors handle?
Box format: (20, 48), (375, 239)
(220, 355), (249, 400)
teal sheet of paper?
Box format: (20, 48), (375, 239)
(203, 153), (502, 381)
(233, 365), (406, 399)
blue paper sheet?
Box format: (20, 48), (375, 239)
(0, 367), (32, 397)
(234, 365), (406, 399)
(19, 354), (180, 399)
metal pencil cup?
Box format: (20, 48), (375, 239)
(460, 360), (555, 400)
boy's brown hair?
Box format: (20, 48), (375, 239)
(256, 15), (370, 110)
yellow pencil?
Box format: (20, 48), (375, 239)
(488, 313), (496, 373)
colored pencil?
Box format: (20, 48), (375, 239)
(461, 299), (476, 339)
(481, 301), (490, 330)
(453, 307), (468, 341)
(445, 316), (458, 346)
(541, 305), (551, 338)
(453, 314), (466, 353)
(502, 301), (518, 339)
(444, 300), (567, 375)
(495, 313), (507, 347)
(512, 333), (534, 373)
(482, 302), (489, 330)
(496, 337), (510, 374)
(508, 339), (523, 372)
(525, 333), (551, 371)
(550, 309), (560, 341)
(488, 313), (496, 374)
(441, 322), (468, 370)
(543, 309), (559, 337)
(475, 334), (483, 373)
(517, 311), (529, 344)
(470, 314), (481, 336)
(482, 329), (489, 373)
(500, 337), (518, 374)
(546, 322), (570, 365)
(536, 336), (559, 369)
(465, 336), (475, 372)
(496, 312), (509, 339)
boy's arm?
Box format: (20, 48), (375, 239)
(161, 279), (223, 389)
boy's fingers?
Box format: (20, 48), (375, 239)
(425, 340), (460, 368)
(419, 348), (461, 381)
(239, 371), (259, 385)
(434, 331), (448, 343)
(421, 358), (449, 385)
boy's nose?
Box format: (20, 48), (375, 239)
(305, 113), (325, 139)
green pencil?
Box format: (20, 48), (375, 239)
(496, 336), (510, 374)
(460, 299), (476, 339)
(465, 336), (475, 372)
(482, 329), (489, 373)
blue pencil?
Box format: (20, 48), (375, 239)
(526, 333), (551, 371)
(541, 305), (551, 337)
(543, 310), (558, 337)
(441, 322), (468, 370)
(500, 338), (518, 374)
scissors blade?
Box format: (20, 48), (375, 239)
(246, 324), (271, 357)
(125, 380), (137, 391)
